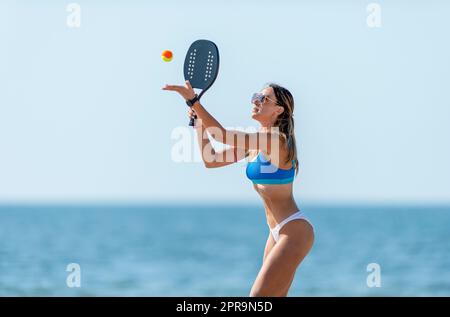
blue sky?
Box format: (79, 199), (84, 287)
(1, 1), (449, 204)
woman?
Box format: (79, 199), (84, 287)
(163, 81), (315, 297)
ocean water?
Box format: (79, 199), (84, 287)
(0, 204), (449, 296)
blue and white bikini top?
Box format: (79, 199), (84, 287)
(246, 151), (296, 185)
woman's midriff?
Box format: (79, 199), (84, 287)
(252, 183), (299, 228)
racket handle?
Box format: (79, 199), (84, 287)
(189, 114), (197, 127)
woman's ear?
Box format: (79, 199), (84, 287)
(276, 105), (285, 116)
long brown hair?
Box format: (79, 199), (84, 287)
(268, 83), (299, 176)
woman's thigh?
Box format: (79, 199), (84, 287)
(250, 220), (314, 297)
(263, 232), (276, 263)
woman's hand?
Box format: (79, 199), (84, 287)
(162, 80), (196, 101)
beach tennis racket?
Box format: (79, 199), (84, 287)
(184, 40), (220, 126)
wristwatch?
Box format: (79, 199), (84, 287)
(186, 94), (200, 107)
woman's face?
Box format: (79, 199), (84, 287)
(251, 87), (283, 122)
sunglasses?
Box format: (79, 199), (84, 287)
(251, 93), (277, 105)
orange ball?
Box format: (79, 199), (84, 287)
(161, 50), (173, 62)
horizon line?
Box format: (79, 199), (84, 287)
(1, 199), (450, 209)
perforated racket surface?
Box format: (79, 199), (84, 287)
(184, 40), (219, 126)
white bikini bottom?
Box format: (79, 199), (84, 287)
(269, 210), (314, 242)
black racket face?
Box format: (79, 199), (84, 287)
(184, 40), (219, 90)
